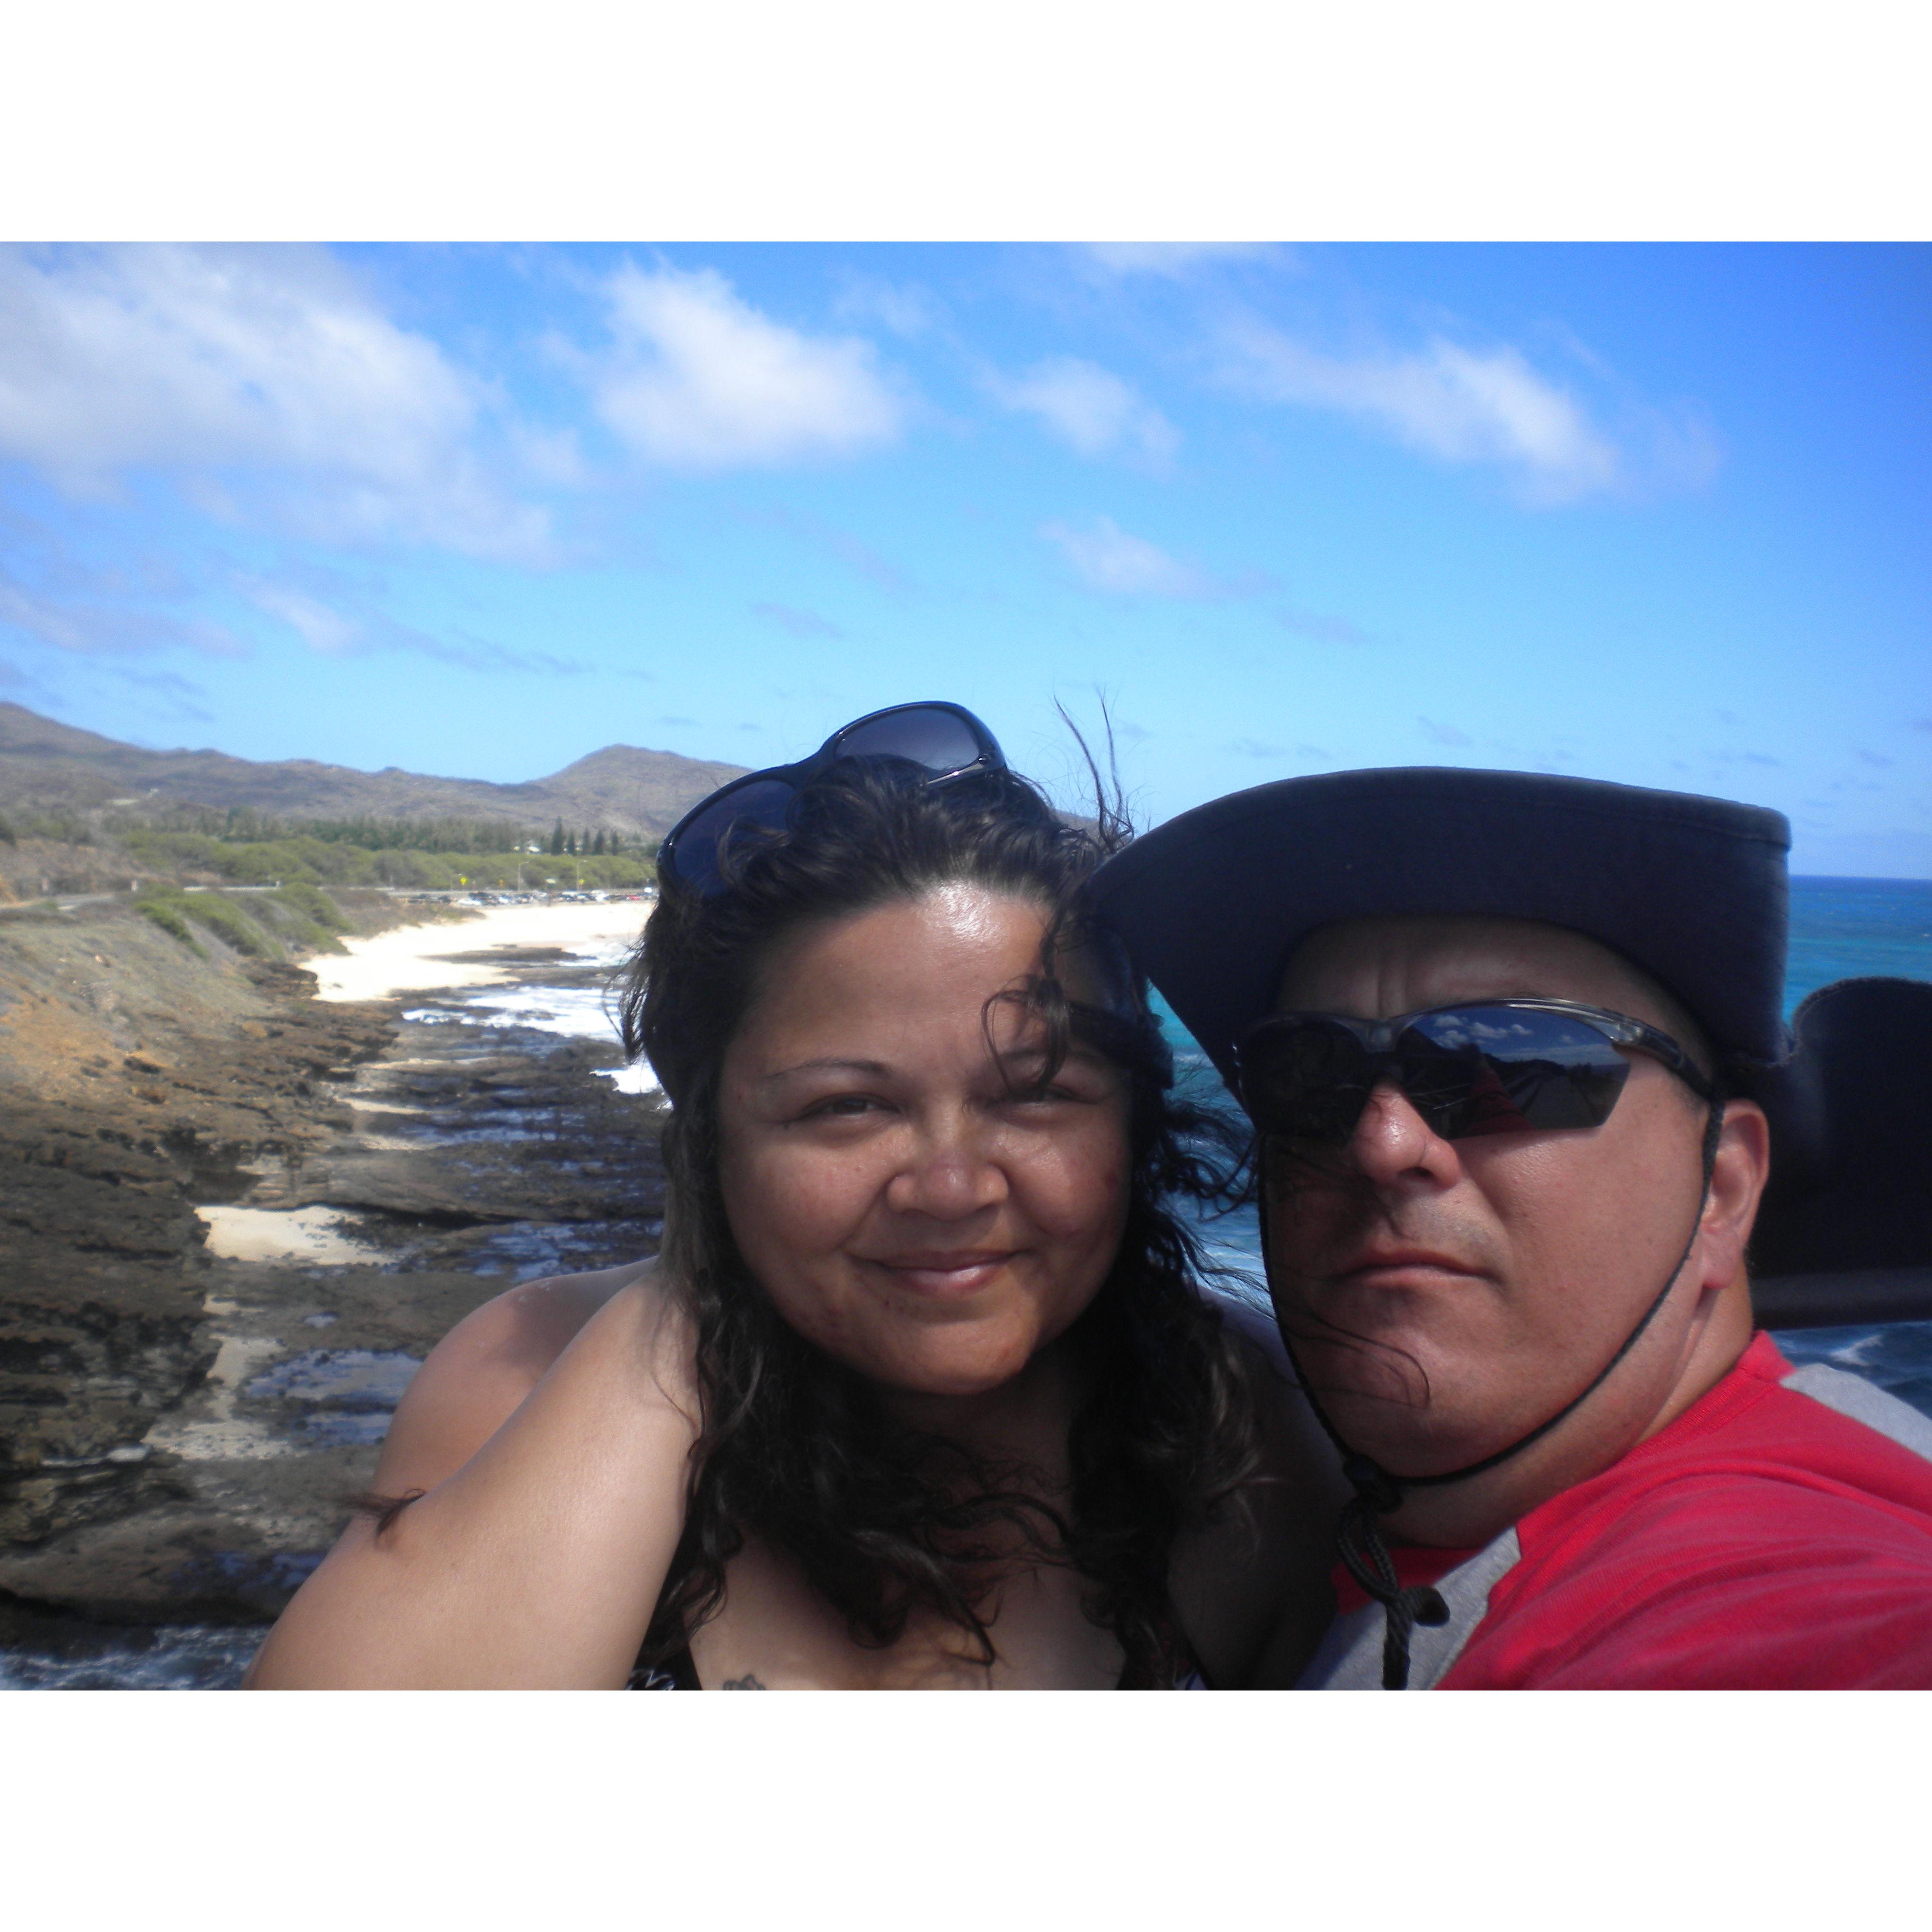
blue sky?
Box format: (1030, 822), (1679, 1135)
(1, 241), (1926, 874)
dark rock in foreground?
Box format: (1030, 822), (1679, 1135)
(1, 911), (399, 1549)
(1, 907), (665, 1647)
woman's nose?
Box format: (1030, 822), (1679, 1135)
(885, 1115), (1008, 1219)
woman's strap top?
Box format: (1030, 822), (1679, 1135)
(629, 1642), (702, 1690)
(628, 1618), (1210, 1689)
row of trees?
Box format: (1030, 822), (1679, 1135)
(118, 824), (658, 892)
(142, 804), (536, 852)
(547, 822), (628, 856)
(136, 804), (643, 856)
(0, 807), (93, 846)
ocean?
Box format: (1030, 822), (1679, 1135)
(1166, 875), (1932, 1416)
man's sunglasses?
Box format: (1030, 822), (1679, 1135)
(1233, 998), (1714, 1147)
(659, 701), (1006, 896)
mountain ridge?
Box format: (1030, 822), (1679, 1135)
(0, 702), (749, 839)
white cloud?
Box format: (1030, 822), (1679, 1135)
(0, 520), (246, 659)
(0, 245), (552, 559)
(734, 504), (914, 595)
(240, 579), (363, 655)
(0, 565), (246, 658)
(1082, 244), (1282, 279)
(1219, 319), (1623, 503)
(590, 264), (906, 470)
(750, 600), (844, 641)
(236, 570), (587, 676)
(831, 273), (943, 337)
(1277, 605), (1372, 646)
(987, 357), (1177, 464)
(1040, 516), (1211, 597)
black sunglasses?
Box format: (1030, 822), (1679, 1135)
(1233, 998), (1714, 1147)
(658, 701), (1006, 896)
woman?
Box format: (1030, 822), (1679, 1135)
(247, 703), (1335, 1688)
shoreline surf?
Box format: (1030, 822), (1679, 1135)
(308, 898), (653, 1003)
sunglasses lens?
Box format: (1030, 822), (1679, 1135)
(1240, 1020), (1375, 1144)
(667, 777), (799, 893)
(833, 706), (989, 775)
(1239, 1004), (1636, 1146)
(1402, 1007), (1631, 1136)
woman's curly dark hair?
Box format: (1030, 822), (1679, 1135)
(615, 753), (1261, 1684)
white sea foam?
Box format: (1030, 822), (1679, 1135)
(414, 982), (623, 1040)
(404, 973), (664, 1095)
(595, 1062), (664, 1096)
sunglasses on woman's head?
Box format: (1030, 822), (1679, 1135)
(1233, 998), (1714, 1148)
(659, 701), (1006, 897)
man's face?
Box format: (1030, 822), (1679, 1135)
(1262, 915), (1721, 1478)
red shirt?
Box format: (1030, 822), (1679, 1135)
(1321, 1334), (1932, 1689)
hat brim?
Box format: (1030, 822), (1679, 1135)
(1092, 767), (1793, 1079)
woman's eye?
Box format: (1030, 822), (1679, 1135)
(995, 1053), (1117, 1109)
(799, 1094), (882, 1121)
(1008, 1081), (1091, 1108)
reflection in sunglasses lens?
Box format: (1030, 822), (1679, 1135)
(835, 709), (982, 772)
(1244, 1005), (1635, 1144)
(1408, 1008), (1629, 1133)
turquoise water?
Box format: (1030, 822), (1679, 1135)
(1161, 877), (1932, 1414)
(1784, 876), (1932, 1007)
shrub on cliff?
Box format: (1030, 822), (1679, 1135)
(257, 883), (349, 954)
(119, 828), (379, 888)
(209, 836), (379, 887)
(135, 896), (207, 956)
(134, 884), (276, 958)
(180, 892), (278, 958)
(272, 882), (350, 932)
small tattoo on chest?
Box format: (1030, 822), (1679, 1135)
(720, 1673), (766, 1689)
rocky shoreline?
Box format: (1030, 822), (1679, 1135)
(0, 896), (663, 1676)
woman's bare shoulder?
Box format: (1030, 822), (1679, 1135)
(370, 1256), (673, 1495)
(451, 1256), (664, 1376)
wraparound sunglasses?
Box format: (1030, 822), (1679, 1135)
(1233, 998), (1714, 1147)
(659, 701), (1006, 896)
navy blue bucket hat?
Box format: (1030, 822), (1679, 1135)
(1090, 766), (1793, 1085)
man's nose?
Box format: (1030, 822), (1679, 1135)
(1346, 1078), (1461, 1186)
(884, 1114), (1008, 1219)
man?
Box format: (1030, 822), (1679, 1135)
(1093, 767), (1932, 1688)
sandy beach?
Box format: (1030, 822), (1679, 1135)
(309, 898), (652, 1003)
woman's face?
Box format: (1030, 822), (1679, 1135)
(715, 884), (1133, 1400)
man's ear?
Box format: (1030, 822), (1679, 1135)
(1702, 1098), (1772, 1288)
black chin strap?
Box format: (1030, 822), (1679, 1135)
(1276, 1097), (1725, 1689)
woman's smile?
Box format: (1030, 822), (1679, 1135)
(858, 1248), (1025, 1299)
